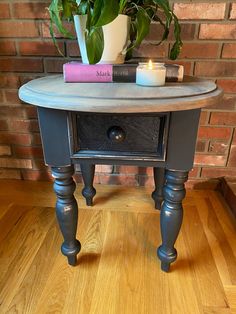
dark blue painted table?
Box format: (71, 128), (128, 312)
(19, 75), (222, 272)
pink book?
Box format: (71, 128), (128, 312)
(63, 62), (113, 83)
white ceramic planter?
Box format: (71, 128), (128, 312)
(73, 14), (130, 64)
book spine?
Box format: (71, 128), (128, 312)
(63, 62), (184, 83)
(63, 63), (113, 82)
(165, 64), (184, 82)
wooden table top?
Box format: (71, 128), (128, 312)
(19, 75), (223, 113)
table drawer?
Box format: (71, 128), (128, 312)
(70, 113), (169, 161)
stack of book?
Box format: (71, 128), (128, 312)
(63, 62), (184, 83)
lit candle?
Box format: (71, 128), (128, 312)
(136, 60), (166, 87)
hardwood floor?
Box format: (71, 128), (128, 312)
(0, 180), (235, 314)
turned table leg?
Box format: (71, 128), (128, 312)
(157, 169), (188, 272)
(80, 164), (96, 206)
(152, 167), (165, 210)
(51, 165), (81, 266)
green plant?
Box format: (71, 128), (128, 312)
(49, 0), (182, 64)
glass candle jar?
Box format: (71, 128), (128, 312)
(136, 61), (166, 87)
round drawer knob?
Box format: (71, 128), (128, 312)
(107, 126), (126, 143)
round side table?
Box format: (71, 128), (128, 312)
(19, 75), (223, 272)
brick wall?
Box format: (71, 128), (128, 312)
(0, 1), (235, 188)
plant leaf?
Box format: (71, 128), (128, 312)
(133, 8), (151, 47)
(95, 0), (119, 27)
(85, 27), (104, 64)
(48, 0), (74, 38)
(91, 0), (103, 25)
(169, 13), (183, 60)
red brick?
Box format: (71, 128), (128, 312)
(228, 145), (236, 167)
(210, 112), (236, 125)
(0, 58), (43, 72)
(31, 158), (45, 170)
(0, 169), (21, 179)
(138, 176), (154, 187)
(24, 106), (38, 119)
(4, 90), (22, 104)
(95, 165), (113, 174)
(99, 174), (139, 186)
(41, 21), (75, 38)
(133, 43), (167, 58)
(0, 120), (8, 131)
(0, 145), (11, 156)
(195, 62), (236, 77)
(115, 166), (152, 176)
(0, 105), (37, 120)
(7, 119), (39, 133)
(199, 111), (209, 125)
(146, 23), (196, 41)
(232, 132), (236, 144)
(208, 141), (229, 154)
(21, 170), (52, 181)
(230, 3), (236, 19)
(0, 22), (39, 38)
(31, 133), (42, 145)
(0, 3), (10, 18)
(19, 41), (64, 56)
(222, 44), (236, 58)
(174, 3), (226, 20)
(198, 126), (231, 140)
(0, 75), (20, 88)
(0, 91), (3, 103)
(196, 140), (207, 152)
(179, 43), (219, 59)
(199, 24), (236, 40)
(201, 167), (236, 178)
(216, 80), (236, 93)
(44, 59), (66, 73)
(0, 41), (16, 56)
(13, 3), (49, 19)
(194, 154), (226, 166)
(0, 106), (25, 119)
(0, 157), (32, 169)
(66, 41), (80, 57)
(189, 167), (199, 178)
(13, 146), (43, 158)
(0, 132), (31, 145)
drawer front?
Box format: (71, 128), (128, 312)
(70, 113), (169, 161)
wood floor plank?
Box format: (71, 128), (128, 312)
(6, 221), (61, 314)
(182, 204), (228, 308)
(203, 307), (231, 314)
(0, 201), (14, 220)
(208, 191), (236, 257)
(62, 210), (109, 314)
(196, 197), (236, 286)
(0, 206), (54, 312)
(224, 285), (236, 309)
(89, 210), (201, 314)
(0, 203), (30, 243)
(34, 209), (108, 314)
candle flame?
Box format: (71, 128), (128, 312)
(148, 60), (153, 69)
